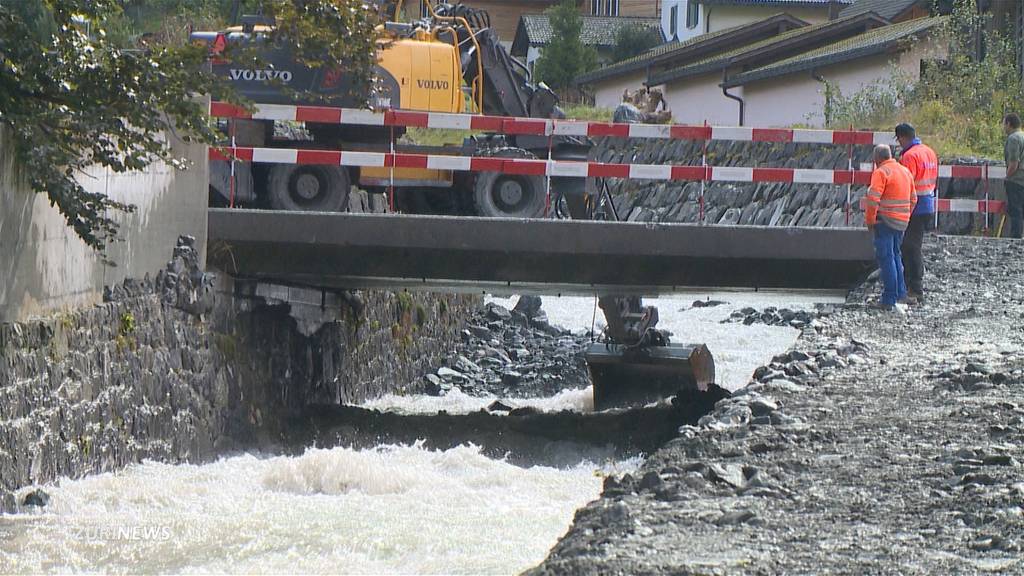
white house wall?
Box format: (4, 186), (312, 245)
(660, 72), (744, 125)
(706, 5), (830, 32)
(666, 3), (832, 43)
(742, 42), (937, 127)
(592, 70), (648, 109)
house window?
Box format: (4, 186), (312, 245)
(591, 0), (619, 16)
(669, 4), (678, 38)
(686, 0), (699, 29)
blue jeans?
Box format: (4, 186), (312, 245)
(874, 222), (907, 306)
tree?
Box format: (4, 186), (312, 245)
(612, 25), (660, 63)
(533, 0), (597, 90)
(0, 0), (380, 253)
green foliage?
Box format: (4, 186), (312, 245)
(533, 0), (598, 90)
(561, 105), (614, 121)
(403, 127), (473, 146)
(0, 0), (380, 253)
(612, 25), (660, 63)
(820, 0), (1022, 159)
(820, 68), (912, 130)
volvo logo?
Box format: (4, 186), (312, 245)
(229, 69), (293, 82)
(416, 79), (449, 90)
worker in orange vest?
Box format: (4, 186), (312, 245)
(895, 123), (938, 302)
(866, 144), (916, 310)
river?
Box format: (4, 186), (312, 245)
(0, 291), (841, 575)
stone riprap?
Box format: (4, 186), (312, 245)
(592, 137), (1000, 235)
(0, 262), (474, 511)
(427, 298), (591, 399)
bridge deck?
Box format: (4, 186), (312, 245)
(208, 209), (874, 295)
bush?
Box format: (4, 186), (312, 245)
(820, 0), (1022, 159)
(533, 0), (598, 90)
(612, 25), (661, 63)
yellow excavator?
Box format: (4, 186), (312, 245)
(193, 0), (721, 409)
(194, 0), (587, 217)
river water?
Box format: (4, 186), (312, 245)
(0, 291), (841, 575)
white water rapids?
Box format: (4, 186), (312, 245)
(0, 291), (841, 574)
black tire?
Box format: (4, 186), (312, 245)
(267, 165), (350, 212)
(473, 151), (547, 219)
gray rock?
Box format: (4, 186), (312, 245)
(424, 374), (443, 396)
(437, 367), (465, 381)
(486, 303), (512, 321)
(715, 510), (757, 526)
(748, 397), (779, 417)
(487, 400), (513, 412)
(21, 489), (49, 508)
(513, 296), (543, 319)
(708, 464), (746, 489)
(638, 471), (666, 491)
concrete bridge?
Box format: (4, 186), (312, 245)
(208, 208), (875, 295)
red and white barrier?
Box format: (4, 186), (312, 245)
(209, 146), (873, 184)
(212, 146), (1004, 215)
(209, 101), (892, 145)
(859, 163), (1008, 180)
(937, 198), (1005, 213)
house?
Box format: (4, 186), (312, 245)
(838, 0), (930, 23)
(722, 15), (947, 126)
(575, 13), (809, 108)
(463, 0), (661, 48)
(660, 0), (851, 42)
(647, 11), (888, 124)
(510, 14), (663, 75)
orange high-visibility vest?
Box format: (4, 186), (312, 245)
(901, 143), (939, 196)
(866, 159), (916, 231)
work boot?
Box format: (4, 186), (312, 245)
(898, 295), (919, 306)
(907, 290), (925, 303)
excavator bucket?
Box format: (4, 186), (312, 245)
(586, 343), (716, 410)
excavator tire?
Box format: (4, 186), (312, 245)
(267, 165), (350, 212)
(473, 149), (547, 219)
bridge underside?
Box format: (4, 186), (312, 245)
(208, 209), (875, 295)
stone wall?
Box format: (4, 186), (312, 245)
(0, 267), (474, 508)
(0, 121), (208, 323)
(594, 138), (1003, 234)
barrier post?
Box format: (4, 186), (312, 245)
(845, 125), (853, 226)
(388, 121), (396, 213)
(983, 164), (990, 234)
(699, 120), (708, 225)
(229, 120), (237, 209)
(545, 131), (554, 218)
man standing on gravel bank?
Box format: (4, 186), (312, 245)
(866, 144), (915, 310)
(896, 123), (937, 302)
(1003, 113), (1024, 239)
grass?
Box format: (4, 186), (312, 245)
(402, 128), (473, 147)
(561, 105), (614, 122)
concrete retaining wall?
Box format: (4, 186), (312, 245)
(0, 125), (209, 323)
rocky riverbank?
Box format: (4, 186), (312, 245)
(532, 234), (1024, 575)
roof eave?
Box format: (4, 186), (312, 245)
(576, 13), (809, 86)
(722, 43), (889, 88)
(650, 60), (728, 85)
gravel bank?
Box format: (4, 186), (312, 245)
(532, 235), (1024, 575)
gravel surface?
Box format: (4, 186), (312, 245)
(531, 235), (1024, 575)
